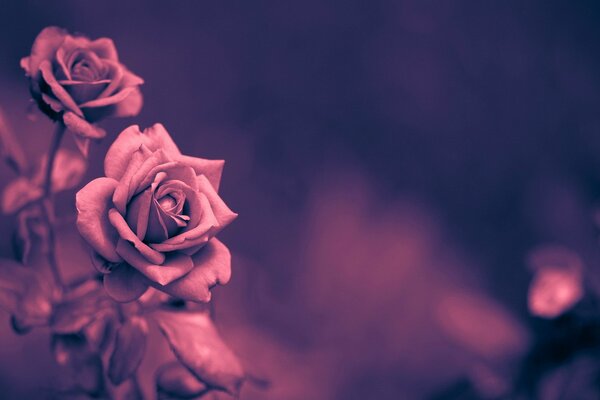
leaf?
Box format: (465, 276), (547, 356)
(84, 309), (116, 353)
(108, 315), (149, 385)
(33, 148), (87, 193)
(51, 284), (111, 334)
(0, 107), (28, 174)
(1, 177), (42, 214)
(156, 362), (209, 399)
(52, 333), (105, 396)
(1, 148), (85, 215)
(154, 311), (244, 395)
(0, 258), (55, 332)
(0, 259), (28, 312)
(436, 289), (530, 361)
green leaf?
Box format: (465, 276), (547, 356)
(154, 311), (244, 395)
(108, 315), (148, 385)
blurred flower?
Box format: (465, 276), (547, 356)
(528, 267), (583, 319)
(21, 26), (144, 140)
(76, 123), (237, 302)
(527, 246), (584, 319)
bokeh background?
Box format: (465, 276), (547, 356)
(1, 1), (600, 399)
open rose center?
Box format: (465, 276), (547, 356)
(55, 48), (111, 104)
(126, 177), (193, 245)
(69, 49), (105, 81)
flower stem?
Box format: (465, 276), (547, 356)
(41, 122), (66, 291)
(43, 122), (66, 197)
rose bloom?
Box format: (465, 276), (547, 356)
(76, 124), (237, 302)
(21, 27), (143, 139)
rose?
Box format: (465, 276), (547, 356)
(76, 124), (237, 302)
(21, 27), (143, 140)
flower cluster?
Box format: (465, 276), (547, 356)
(0, 26), (246, 399)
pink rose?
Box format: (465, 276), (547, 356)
(76, 124), (237, 302)
(21, 27), (143, 139)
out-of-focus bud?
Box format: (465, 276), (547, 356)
(528, 267), (583, 319)
(527, 246), (583, 319)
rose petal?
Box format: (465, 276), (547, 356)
(150, 193), (217, 253)
(41, 93), (65, 114)
(63, 111), (106, 139)
(39, 60), (82, 115)
(197, 174), (237, 229)
(152, 239), (232, 302)
(112, 148), (170, 213)
(111, 144), (154, 213)
(104, 263), (149, 303)
(125, 189), (153, 240)
(104, 124), (181, 180)
(121, 69), (144, 87)
(154, 198), (188, 240)
(91, 251), (118, 274)
(78, 86), (135, 109)
(145, 200), (170, 243)
(97, 60), (124, 99)
(21, 26), (67, 76)
(158, 181), (204, 231)
(60, 35), (95, 62)
(76, 178), (122, 263)
(67, 48), (105, 82)
(179, 156), (224, 191)
(137, 162), (199, 195)
(89, 37), (118, 61)
(61, 79), (111, 105)
(55, 46), (72, 81)
(108, 208), (165, 265)
(116, 239), (194, 286)
(112, 86), (143, 118)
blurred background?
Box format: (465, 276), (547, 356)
(2, 1), (600, 399)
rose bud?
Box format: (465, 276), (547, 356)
(528, 266), (583, 319)
(21, 26), (143, 141)
(527, 246), (584, 319)
(76, 123), (237, 302)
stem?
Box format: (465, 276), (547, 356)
(43, 122), (65, 197)
(41, 122), (66, 291)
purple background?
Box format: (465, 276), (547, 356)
(1, 1), (600, 399)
